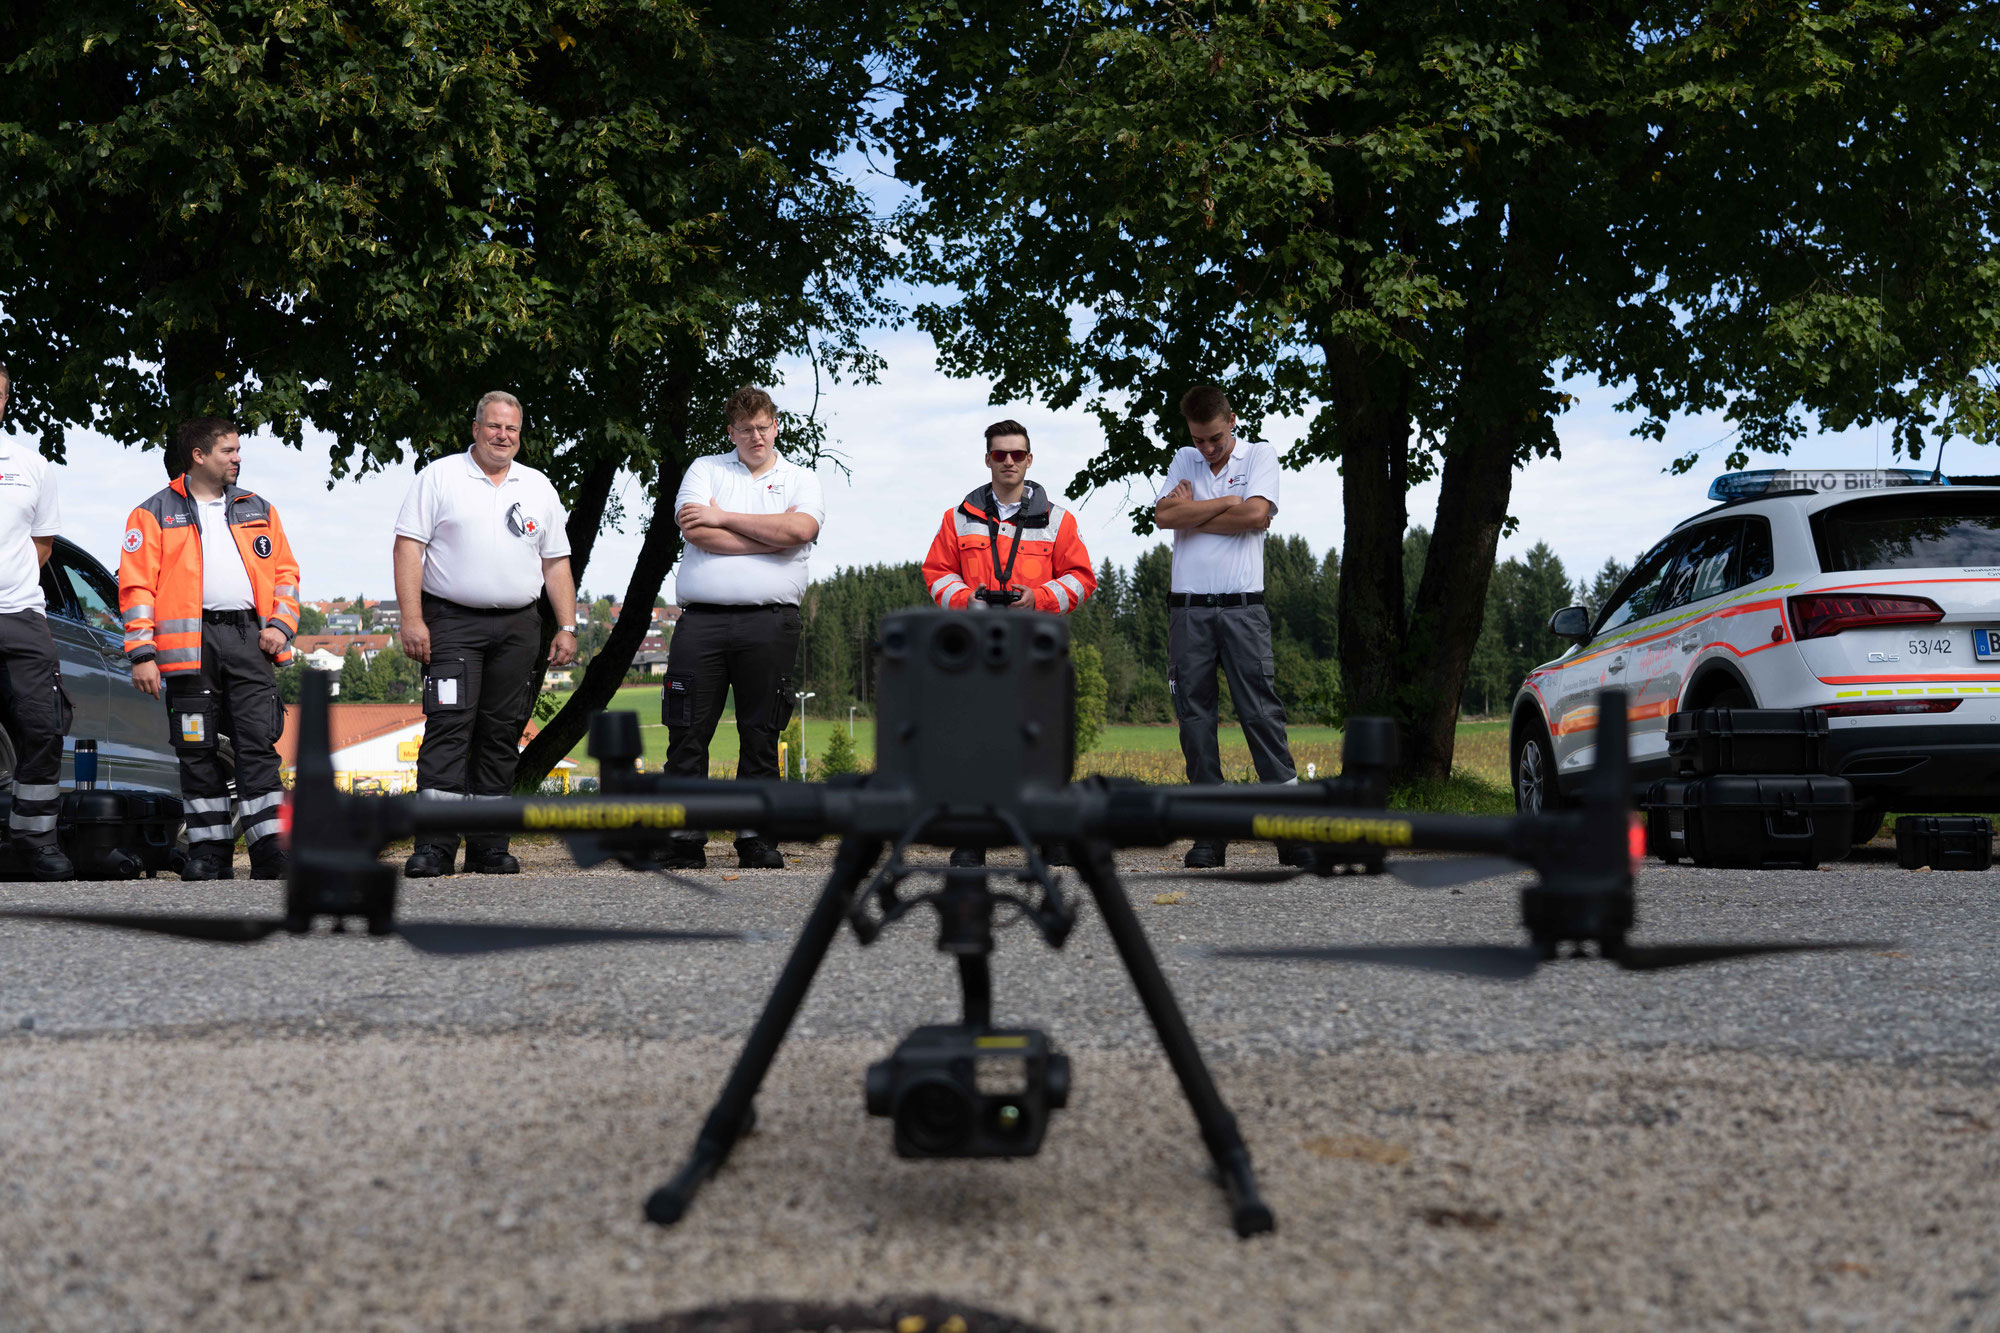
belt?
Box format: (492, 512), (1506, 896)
(422, 594), (535, 617)
(201, 609), (258, 625)
(1168, 592), (1264, 608)
(682, 602), (796, 614)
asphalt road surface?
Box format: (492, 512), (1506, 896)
(1, 837), (1996, 1332)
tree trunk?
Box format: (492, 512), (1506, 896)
(1400, 201), (1557, 783)
(520, 454), (620, 708)
(514, 379), (695, 788)
(1328, 337), (1413, 727)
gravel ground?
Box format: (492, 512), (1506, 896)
(1, 837), (1997, 1331)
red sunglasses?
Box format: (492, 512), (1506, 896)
(988, 449), (1029, 463)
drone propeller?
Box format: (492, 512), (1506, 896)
(1133, 854), (1528, 890)
(1209, 937), (1889, 980)
(0, 908), (757, 955)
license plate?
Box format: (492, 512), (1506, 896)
(1976, 628), (2000, 661)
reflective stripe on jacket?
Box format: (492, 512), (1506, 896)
(118, 476), (302, 673)
(921, 481), (1096, 613)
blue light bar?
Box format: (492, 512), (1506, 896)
(1708, 468), (1946, 502)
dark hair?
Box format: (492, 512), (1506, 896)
(983, 419), (1031, 450)
(1179, 384), (1233, 424)
(724, 385), (777, 425)
(170, 416), (239, 477)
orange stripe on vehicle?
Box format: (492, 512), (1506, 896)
(1561, 598), (1785, 669)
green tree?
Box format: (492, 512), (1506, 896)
(336, 647), (373, 702)
(819, 725), (860, 776)
(893, 0), (2000, 779)
(296, 606), (327, 637)
(0, 0), (898, 791)
(1071, 643), (1108, 759)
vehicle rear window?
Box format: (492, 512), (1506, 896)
(1812, 492), (2000, 571)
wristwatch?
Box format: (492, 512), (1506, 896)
(557, 624), (577, 634)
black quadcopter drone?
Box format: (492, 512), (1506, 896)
(1, 610), (1879, 1237)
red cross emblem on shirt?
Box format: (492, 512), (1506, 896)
(524, 518), (539, 534)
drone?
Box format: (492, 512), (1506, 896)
(0, 610), (1880, 1238)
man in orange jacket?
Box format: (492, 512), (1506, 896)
(922, 419), (1096, 615)
(923, 419), (1095, 866)
(119, 417), (301, 880)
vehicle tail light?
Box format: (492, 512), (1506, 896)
(1786, 593), (1944, 641)
(1820, 699), (1961, 717)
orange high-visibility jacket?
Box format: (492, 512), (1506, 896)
(923, 482), (1096, 613)
(118, 477), (301, 674)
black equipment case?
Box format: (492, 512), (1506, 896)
(1667, 708), (1832, 777)
(1894, 816), (1993, 871)
(58, 789), (186, 880)
(1645, 774), (1855, 869)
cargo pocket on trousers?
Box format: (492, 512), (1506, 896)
(774, 674), (797, 732)
(1168, 668), (1195, 722)
(661, 670), (696, 729)
(423, 659), (474, 714)
(53, 677), (74, 734)
(166, 684), (219, 752)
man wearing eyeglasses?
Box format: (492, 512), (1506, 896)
(658, 386), (826, 871)
(924, 418), (1096, 866)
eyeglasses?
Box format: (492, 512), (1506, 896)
(988, 449), (1029, 464)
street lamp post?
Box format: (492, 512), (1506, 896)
(794, 691), (816, 779)
(849, 704), (857, 739)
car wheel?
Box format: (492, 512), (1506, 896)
(1850, 805), (1886, 845)
(1706, 686), (1753, 710)
(1513, 720), (1563, 813)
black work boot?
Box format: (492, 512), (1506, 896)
(1276, 842), (1317, 870)
(19, 844), (74, 882)
(464, 846), (521, 875)
(403, 843), (457, 878)
(659, 838), (707, 871)
(248, 835), (287, 881)
(949, 846), (987, 868)
(735, 836), (785, 870)
(1183, 840), (1227, 869)
(180, 841), (236, 881)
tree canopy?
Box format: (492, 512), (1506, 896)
(891, 0), (2000, 779)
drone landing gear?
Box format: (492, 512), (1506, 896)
(644, 835), (1275, 1238)
(1069, 840), (1274, 1238)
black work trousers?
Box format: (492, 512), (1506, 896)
(663, 603), (800, 842)
(415, 595), (540, 856)
(171, 613), (283, 846)
(0, 610), (69, 849)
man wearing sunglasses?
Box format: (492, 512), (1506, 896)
(923, 419), (1097, 866)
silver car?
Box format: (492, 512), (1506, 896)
(0, 536), (181, 796)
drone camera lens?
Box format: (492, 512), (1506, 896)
(931, 622), (975, 672)
(1029, 626), (1061, 661)
(896, 1076), (977, 1154)
(983, 623), (1011, 667)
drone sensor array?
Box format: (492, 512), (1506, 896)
(1, 610), (1883, 1238)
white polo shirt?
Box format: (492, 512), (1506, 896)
(673, 451), (825, 606)
(395, 452), (572, 609)
(0, 439), (59, 615)
(197, 496), (255, 611)
(1156, 439), (1282, 594)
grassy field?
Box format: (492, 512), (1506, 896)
(552, 685), (1515, 811)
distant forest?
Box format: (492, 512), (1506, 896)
(793, 534), (1633, 725)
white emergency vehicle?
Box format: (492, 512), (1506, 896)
(1511, 467), (2000, 839)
